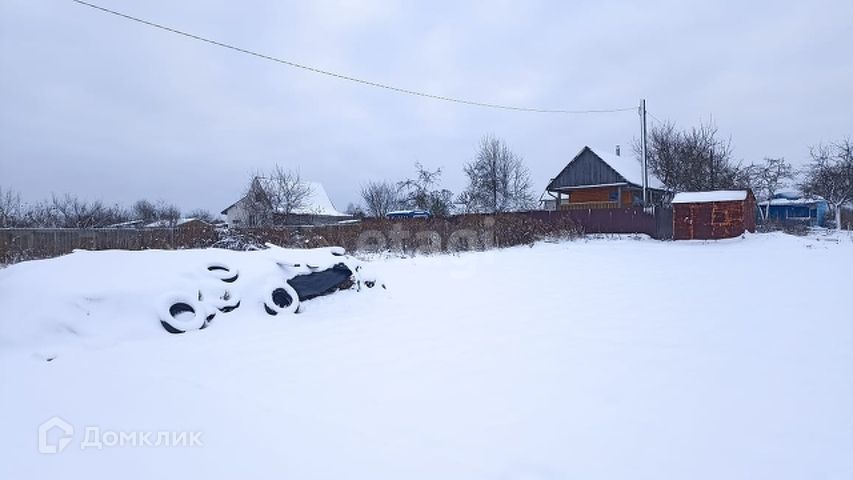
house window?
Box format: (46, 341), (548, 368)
(787, 207), (811, 219)
(608, 190), (619, 202)
(632, 192), (643, 206)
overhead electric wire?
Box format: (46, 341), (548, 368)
(71, 0), (637, 115)
(647, 111), (665, 125)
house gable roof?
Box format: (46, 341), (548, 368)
(547, 146), (665, 191)
(221, 179), (349, 217)
(144, 217), (210, 228)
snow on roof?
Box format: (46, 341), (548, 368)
(224, 179), (350, 217)
(671, 190), (749, 204)
(587, 148), (666, 190)
(291, 181), (349, 217)
(774, 190), (802, 200)
(105, 219), (145, 228)
(144, 218), (205, 228)
(758, 197), (826, 207)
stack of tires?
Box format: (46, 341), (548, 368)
(159, 247), (381, 334)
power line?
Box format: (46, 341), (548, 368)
(70, 0), (637, 115)
(647, 111), (665, 125)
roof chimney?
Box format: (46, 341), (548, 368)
(615, 144), (621, 156)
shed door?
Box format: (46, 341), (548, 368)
(691, 204), (713, 239)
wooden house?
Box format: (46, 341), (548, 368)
(545, 146), (667, 209)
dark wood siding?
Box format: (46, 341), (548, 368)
(548, 147), (627, 189)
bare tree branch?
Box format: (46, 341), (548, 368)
(360, 181), (400, 218)
(460, 135), (534, 213)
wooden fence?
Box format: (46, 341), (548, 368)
(0, 208), (673, 264)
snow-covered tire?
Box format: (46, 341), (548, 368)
(206, 263), (239, 283)
(263, 281), (300, 316)
(159, 294), (208, 334)
(207, 290), (241, 313)
(219, 300), (241, 313)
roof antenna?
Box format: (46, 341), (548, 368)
(615, 144), (621, 157)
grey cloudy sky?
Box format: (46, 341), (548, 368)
(1, 0), (851, 214)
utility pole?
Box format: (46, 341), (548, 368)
(709, 149), (714, 190)
(640, 99), (648, 205)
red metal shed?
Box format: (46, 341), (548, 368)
(672, 190), (757, 240)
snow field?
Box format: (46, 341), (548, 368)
(0, 232), (851, 479)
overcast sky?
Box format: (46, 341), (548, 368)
(1, 0), (851, 214)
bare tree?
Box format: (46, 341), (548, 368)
(344, 202), (366, 219)
(460, 135), (534, 213)
(187, 208), (215, 223)
(37, 194), (133, 228)
(397, 162), (455, 217)
(240, 177), (274, 227)
(21, 200), (55, 227)
(360, 180), (400, 218)
(50, 194), (103, 228)
(129, 199), (181, 226)
(636, 120), (743, 192)
(100, 203), (132, 227)
(267, 166), (313, 224)
(746, 157), (794, 220)
(239, 168), (313, 226)
(132, 199), (159, 224)
(0, 187), (23, 227)
(157, 202), (182, 227)
(800, 139), (853, 230)
(454, 190), (476, 214)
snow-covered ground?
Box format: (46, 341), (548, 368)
(1, 232), (851, 479)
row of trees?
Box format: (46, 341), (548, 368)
(637, 121), (741, 192)
(357, 135), (535, 218)
(641, 121), (852, 229)
(0, 191), (213, 228)
(4, 130), (849, 229)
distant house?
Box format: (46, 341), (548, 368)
(221, 179), (351, 227)
(672, 190), (757, 240)
(545, 146), (668, 209)
(104, 219), (146, 229)
(144, 218), (211, 230)
(538, 190), (557, 211)
(758, 191), (828, 227)
(104, 218), (211, 229)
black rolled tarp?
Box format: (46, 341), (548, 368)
(288, 263), (353, 301)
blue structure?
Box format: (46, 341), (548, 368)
(758, 191), (828, 226)
(386, 209), (432, 219)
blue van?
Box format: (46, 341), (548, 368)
(386, 209), (432, 219)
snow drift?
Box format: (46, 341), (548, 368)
(0, 245), (379, 355)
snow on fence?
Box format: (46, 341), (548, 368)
(0, 208), (672, 264)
